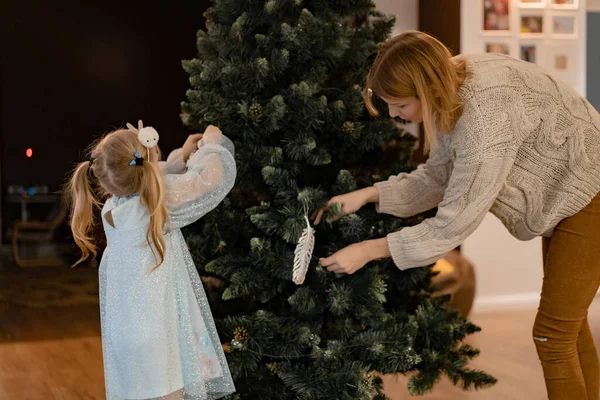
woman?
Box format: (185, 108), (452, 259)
(315, 31), (600, 400)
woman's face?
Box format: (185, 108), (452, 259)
(381, 95), (423, 123)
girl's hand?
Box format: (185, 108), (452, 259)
(313, 187), (379, 225)
(202, 125), (223, 145)
(182, 133), (204, 161)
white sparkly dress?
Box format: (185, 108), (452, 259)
(98, 135), (236, 400)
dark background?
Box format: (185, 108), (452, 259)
(0, 0), (462, 244)
(1, 0), (211, 241)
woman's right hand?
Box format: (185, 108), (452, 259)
(313, 186), (379, 225)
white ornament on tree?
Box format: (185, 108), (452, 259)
(293, 214), (315, 285)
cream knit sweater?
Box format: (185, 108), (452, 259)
(374, 53), (600, 270)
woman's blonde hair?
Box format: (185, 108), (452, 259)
(364, 30), (467, 152)
(65, 128), (169, 268)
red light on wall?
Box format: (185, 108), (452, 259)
(26, 148), (33, 158)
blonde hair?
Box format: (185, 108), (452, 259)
(65, 129), (169, 269)
(364, 30), (467, 152)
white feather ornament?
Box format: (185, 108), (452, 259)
(293, 215), (315, 285)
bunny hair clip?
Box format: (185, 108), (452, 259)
(126, 120), (159, 162)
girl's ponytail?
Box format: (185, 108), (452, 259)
(67, 124), (170, 270)
(66, 161), (99, 266)
(140, 160), (169, 269)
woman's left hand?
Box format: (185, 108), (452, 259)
(319, 238), (392, 275)
(319, 242), (370, 275)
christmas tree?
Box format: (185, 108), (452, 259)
(180, 0), (496, 398)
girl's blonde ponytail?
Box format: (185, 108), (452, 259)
(140, 160), (169, 269)
(67, 125), (170, 270)
(66, 160), (99, 266)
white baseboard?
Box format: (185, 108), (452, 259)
(473, 292), (541, 313)
(474, 290), (600, 313)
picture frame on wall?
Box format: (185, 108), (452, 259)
(482, 0), (511, 35)
(519, 0), (546, 8)
(551, 14), (577, 38)
(551, 0), (579, 9)
(520, 14), (544, 36)
(554, 53), (569, 71)
(520, 44), (537, 63)
(548, 45), (578, 86)
(485, 42), (511, 55)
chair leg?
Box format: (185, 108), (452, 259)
(12, 231), (24, 268)
(12, 234), (64, 268)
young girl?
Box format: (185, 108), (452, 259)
(316, 31), (600, 399)
(67, 121), (236, 400)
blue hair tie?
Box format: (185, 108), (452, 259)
(129, 150), (144, 166)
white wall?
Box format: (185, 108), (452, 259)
(374, 0), (418, 34)
(589, 0), (600, 11)
(460, 0), (587, 312)
(374, 0), (421, 139)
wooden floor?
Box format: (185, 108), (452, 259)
(2, 275), (600, 399)
(0, 305), (105, 399)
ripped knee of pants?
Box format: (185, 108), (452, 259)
(533, 313), (583, 346)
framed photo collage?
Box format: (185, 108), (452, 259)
(481, 0), (579, 80)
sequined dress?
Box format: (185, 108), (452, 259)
(99, 136), (236, 400)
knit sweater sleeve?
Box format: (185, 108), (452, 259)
(374, 132), (452, 218)
(387, 92), (519, 270)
